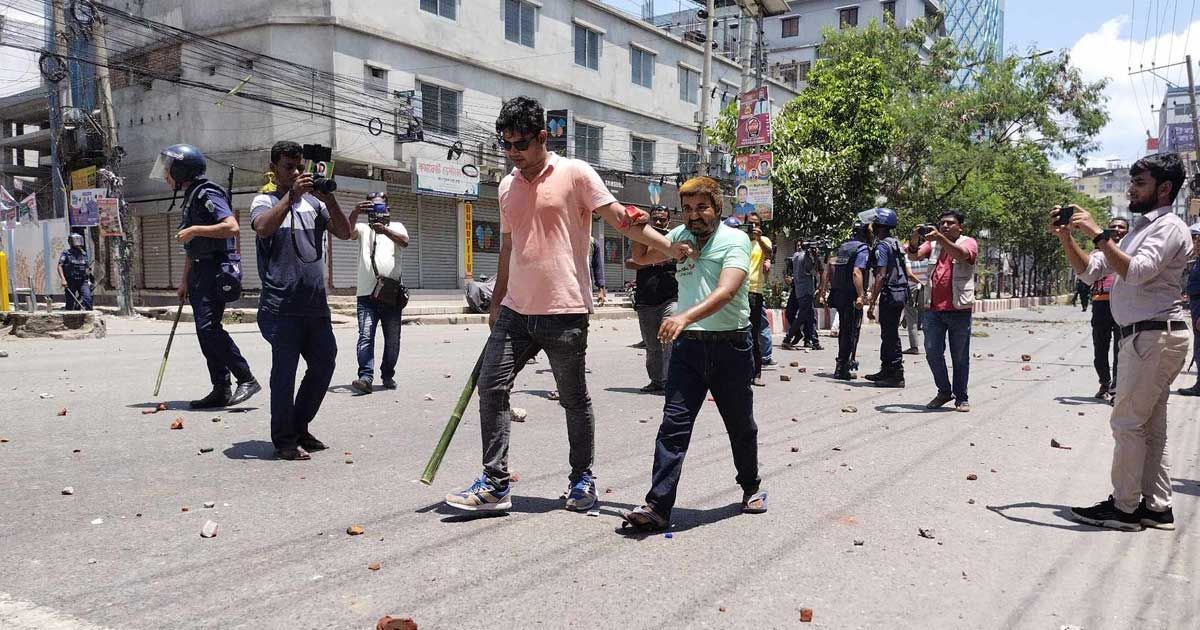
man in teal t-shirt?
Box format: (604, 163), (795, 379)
(619, 176), (767, 532)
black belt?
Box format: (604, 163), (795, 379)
(1117, 320), (1188, 339)
(679, 327), (751, 341)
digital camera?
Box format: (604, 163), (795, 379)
(367, 193), (389, 225)
(917, 224), (936, 237)
(301, 144), (337, 193)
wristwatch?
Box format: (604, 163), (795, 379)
(1093, 230), (1114, 246)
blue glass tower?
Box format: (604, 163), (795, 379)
(943, 0), (1006, 83)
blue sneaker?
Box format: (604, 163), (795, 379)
(445, 475), (512, 511)
(564, 473), (597, 511)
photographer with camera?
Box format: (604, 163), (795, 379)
(250, 141), (353, 461)
(1088, 217), (1129, 401)
(907, 210), (978, 412)
(152, 144), (260, 410)
(865, 208), (909, 388)
(827, 218), (874, 380)
(348, 193), (410, 394)
(746, 212), (773, 385)
(782, 240), (823, 351)
(1052, 153), (1191, 531)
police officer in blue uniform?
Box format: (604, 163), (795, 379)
(825, 218), (874, 381)
(57, 233), (92, 310)
(151, 144), (261, 409)
(864, 208), (910, 388)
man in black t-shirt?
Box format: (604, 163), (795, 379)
(250, 141), (354, 461)
(625, 206), (679, 393)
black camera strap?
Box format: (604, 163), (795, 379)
(369, 226), (402, 285)
(281, 190), (322, 265)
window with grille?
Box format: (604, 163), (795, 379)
(631, 47), (654, 87)
(631, 137), (655, 174)
(798, 61), (812, 82)
(678, 148), (698, 176)
(575, 122), (602, 165)
(505, 0), (536, 48)
(420, 83), (460, 136)
(420, 0), (455, 19)
(575, 24), (601, 70)
(839, 7), (858, 28)
(882, 1), (896, 19)
(679, 66), (700, 104)
(364, 65), (388, 95)
(781, 16), (799, 38)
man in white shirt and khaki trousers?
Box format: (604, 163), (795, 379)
(1054, 152), (1192, 532)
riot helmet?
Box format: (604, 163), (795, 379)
(68, 233), (85, 249)
(150, 144), (207, 189)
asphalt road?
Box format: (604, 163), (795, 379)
(0, 305), (1197, 629)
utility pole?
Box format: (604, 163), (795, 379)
(46, 1), (67, 223)
(1187, 55), (1200, 172)
(697, 0), (715, 176)
(92, 14), (134, 316)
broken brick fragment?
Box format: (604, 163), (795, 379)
(376, 616), (418, 630)
(800, 608), (814, 622)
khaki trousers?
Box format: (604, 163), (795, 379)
(1110, 328), (1189, 513)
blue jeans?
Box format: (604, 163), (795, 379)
(258, 312), (337, 449)
(758, 301), (773, 363)
(923, 310), (972, 404)
(356, 295), (403, 382)
(478, 307), (594, 487)
(646, 332), (761, 518)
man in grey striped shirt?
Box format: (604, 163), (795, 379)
(1053, 152), (1192, 532)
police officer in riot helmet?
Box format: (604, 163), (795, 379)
(151, 144), (261, 409)
(58, 232), (93, 310)
(825, 212), (876, 380)
(863, 208), (910, 388)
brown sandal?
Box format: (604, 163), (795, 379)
(620, 505), (668, 532)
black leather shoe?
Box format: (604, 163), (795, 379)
(190, 386), (232, 409)
(273, 446), (311, 461)
(875, 375), (906, 388)
(810, 342), (824, 351)
(864, 371), (885, 382)
(382, 378), (397, 390)
(1176, 384), (1200, 396)
(229, 379), (261, 406)
(351, 379), (372, 394)
(298, 433), (327, 452)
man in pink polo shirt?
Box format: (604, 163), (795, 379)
(445, 96), (690, 513)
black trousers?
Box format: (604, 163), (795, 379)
(749, 292), (765, 378)
(878, 300), (905, 374)
(834, 300), (862, 369)
(1091, 300), (1119, 388)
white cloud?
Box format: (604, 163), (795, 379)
(1070, 13), (1200, 168)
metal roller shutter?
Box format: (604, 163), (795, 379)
(602, 224), (627, 291)
(329, 192), (362, 290)
(418, 195), (460, 289)
(167, 212), (187, 289)
(386, 184), (420, 288)
(236, 209), (262, 290)
(471, 199), (500, 280)
(140, 215), (172, 289)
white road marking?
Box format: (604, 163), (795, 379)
(0, 592), (115, 630)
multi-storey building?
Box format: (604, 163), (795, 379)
(1069, 162), (1131, 222)
(943, 0), (1004, 84)
(1156, 86), (1198, 220)
(102, 0), (796, 294)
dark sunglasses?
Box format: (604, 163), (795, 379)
(498, 135), (537, 151)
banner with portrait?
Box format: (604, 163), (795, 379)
(733, 152), (774, 221)
(69, 188), (104, 227)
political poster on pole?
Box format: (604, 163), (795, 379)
(69, 188), (104, 227)
(546, 109), (569, 153)
(97, 198), (122, 237)
(735, 86), (771, 149)
(733, 152), (773, 222)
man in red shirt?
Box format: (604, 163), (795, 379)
(907, 210), (978, 412)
